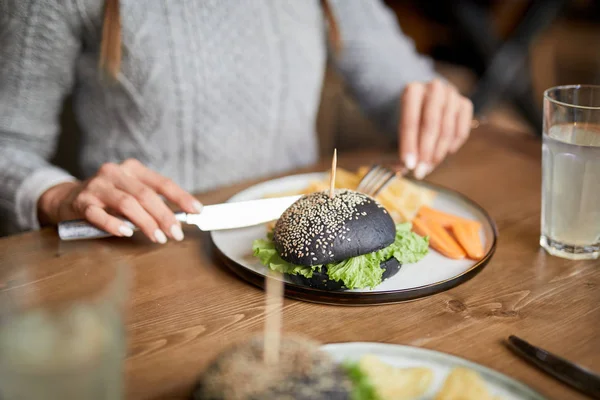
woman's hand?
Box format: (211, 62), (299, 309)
(399, 79), (474, 179)
(38, 159), (202, 243)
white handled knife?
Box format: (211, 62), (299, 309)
(58, 195), (302, 241)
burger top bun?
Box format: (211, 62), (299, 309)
(273, 189), (396, 266)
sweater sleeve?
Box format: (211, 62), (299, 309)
(327, 0), (440, 137)
(0, 0), (80, 232)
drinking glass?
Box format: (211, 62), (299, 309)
(541, 84), (600, 260)
(0, 242), (131, 399)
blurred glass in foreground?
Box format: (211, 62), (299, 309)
(0, 243), (131, 399)
(541, 84), (600, 260)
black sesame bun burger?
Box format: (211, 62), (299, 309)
(253, 189), (429, 291)
(193, 335), (353, 400)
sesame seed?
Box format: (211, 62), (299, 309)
(272, 189), (380, 263)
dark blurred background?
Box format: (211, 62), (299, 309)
(387, 0), (600, 129)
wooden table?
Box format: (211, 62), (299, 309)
(1, 126), (598, 400)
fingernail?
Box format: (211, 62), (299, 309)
(170, 224), (184, 241)
(414, 163), (430, 180)
(154, 229), (167, 244)
(193, 200), (203, 213)
(119, 225), (134, 237)
(404, 153), (417, 170)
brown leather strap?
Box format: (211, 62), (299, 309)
(100, 0), (122, 79)
(320, 0), (342, 55)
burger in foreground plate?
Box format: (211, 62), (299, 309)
(193, 335), (504, 400)
(252, 189), (429, 290)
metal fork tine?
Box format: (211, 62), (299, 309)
(371, 167), (389, 194)
(356, 164), (378, 192)
(363, 166), (384, 195)
(372, 171), (395, 197)
(356, 164), (397, 197)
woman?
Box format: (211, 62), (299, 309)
(0, 0), (473, 243)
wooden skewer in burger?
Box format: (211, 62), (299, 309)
(329, 148), (337, 199)
(263, 270), (283, 366)
(253, 149), (429, 291)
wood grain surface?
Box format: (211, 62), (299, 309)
(1, 126), (598, 400)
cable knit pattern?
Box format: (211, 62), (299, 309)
(0, 0), (437, 233)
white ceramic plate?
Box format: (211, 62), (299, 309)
(211, 173), (497, 305)
(321, 342), (547, 399)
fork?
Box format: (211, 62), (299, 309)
(356, 164), (404, 197)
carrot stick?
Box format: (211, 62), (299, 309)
(412, 217), (466, 260)
(450, 222), (484, 260)
(417, 206), (482, 230)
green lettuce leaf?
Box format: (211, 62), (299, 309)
(391, 222), (430, 264)
(252, 239), (318, 278)
(252, 223), (429, 289)
(326, 253), (386, 290)
(342, 361), (380, 400)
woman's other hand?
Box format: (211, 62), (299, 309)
(399, 79), (474, 179)
(37, 159), (202, 243)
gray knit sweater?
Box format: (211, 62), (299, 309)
(0, 0), (436, 234)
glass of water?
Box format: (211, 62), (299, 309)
(541, 84), (600, 260)
(0, 243), (131, 399)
